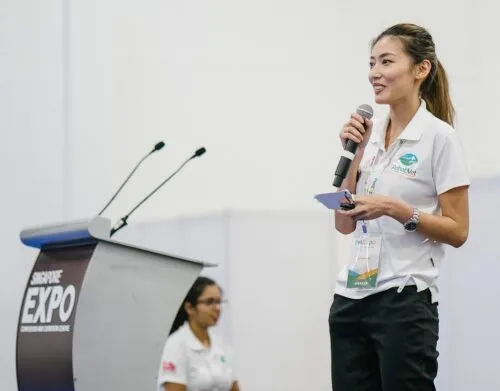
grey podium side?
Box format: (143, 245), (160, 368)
(17, 217), (212, 391)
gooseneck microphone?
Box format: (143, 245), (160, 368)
(332, 104), (373, 188)
(109, 147), (207, 237)
(97, 141), (165, 216)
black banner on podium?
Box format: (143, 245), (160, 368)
(16, 244), (96, 391)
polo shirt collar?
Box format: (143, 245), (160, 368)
(371, 100), (428, 149)
(182, 322), (214, 351)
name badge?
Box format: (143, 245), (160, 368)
(347, 227), (382, 290)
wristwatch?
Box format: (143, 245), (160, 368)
(403, 208), (420, 232)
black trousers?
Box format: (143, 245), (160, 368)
(329, 286), (439, 391)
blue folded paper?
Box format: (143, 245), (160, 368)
(314, 189), (354, 210)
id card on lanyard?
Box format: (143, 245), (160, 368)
(346, 141), (403, 290)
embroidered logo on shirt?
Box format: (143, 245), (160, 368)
(162, 361), (177, 373)
(399, 153), (418, 166)
(391, 153), (418, 177)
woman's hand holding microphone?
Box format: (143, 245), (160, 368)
(339, 112), (373, 154)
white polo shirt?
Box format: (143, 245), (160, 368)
(335, 101), (470, 303)
(157, 323), (235, 391)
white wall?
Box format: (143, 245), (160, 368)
(0, 1), (66, 390)
(442, 176), (500, 390)
(66, 0), (340, 222)
(227, 211), (335, 391)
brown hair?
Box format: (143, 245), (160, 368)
(372, 23), (455, 126)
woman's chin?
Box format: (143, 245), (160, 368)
(208, 317), (219, 326)
(374, 94), (389, 104)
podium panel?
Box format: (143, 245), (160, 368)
(16, 217), (211, 391)
(17, 244), (96, 391)
(72, 241), (202, 390)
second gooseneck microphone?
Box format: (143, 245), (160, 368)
(109, 147), (207, 237)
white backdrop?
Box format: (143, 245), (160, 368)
(440, 175), (500, 390)
(2, 0), (500, 390)
(0, 0), (66, 388)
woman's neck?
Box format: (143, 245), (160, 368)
(188, 320), (210, 348)
(385, 95), (421, 149)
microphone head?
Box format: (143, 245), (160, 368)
(356, 104), (374, 120)
(194, 147), (206, 157)
(154, 141), (166, 151)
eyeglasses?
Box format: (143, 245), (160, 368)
(196, 298), (228, 307)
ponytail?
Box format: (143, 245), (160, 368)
(169, 304), (188, 335)
(422, 59), (455, 127)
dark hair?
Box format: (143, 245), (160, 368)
(169, 276), (219, 335)
(372, 23), (455, 127)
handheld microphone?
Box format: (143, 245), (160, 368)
(332, 104), (373, 188)
(109, 147), (207, 237)
(97, 141), (165, 216)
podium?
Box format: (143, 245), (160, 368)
(16, 217), (211, 391)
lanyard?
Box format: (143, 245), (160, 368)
(360, 140), (404, 235)
(363, 140), (404, 195)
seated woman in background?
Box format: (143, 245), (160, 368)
(157, 276), (240, 391)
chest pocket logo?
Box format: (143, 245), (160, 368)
(399, 153), (418, 166)
(391, 153), (419, 177)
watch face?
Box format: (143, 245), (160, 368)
(405, 222), (417, 232)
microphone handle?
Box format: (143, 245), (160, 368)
(332, 140), (359, 188)
(345, 139), (358, 154)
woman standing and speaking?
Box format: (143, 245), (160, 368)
(330, 23), (470, 391)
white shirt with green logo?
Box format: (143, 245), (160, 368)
(335, 101), (470, 303)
